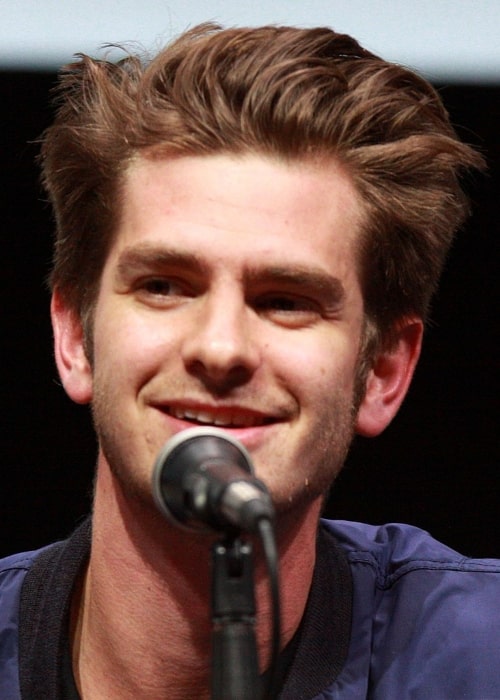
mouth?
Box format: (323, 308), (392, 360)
(162, 404), (277, 429)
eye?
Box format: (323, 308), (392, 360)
(141, 278), (180, 296)
(254, 294), (322, 327)
(134, 276), (193, 308)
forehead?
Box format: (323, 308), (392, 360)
(114, 152), (364, 272)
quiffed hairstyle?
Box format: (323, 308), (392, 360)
(41, 23), (485, 349)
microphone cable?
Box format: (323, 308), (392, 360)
(257, 516), (282, 700)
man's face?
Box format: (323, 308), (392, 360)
(84, 154), (368, 513)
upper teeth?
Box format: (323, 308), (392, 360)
(171, 407), (261, 427)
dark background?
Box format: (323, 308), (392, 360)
(2, 72), (499, 558)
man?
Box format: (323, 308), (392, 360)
(1, 22), (498, 699)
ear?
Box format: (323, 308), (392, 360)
(355, 318), (423, 437)
(51, 290), (93, 404)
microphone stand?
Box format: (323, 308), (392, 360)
(211, 535), (260, 700)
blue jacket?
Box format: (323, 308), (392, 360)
(1, 519), (500, 699)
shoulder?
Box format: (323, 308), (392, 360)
(0, 542), (60, 621)
(321, 519), (500, 697)
(0, 546), (53, 603)
(321, 518), (500, 586)
(1, 523), (90, 699)
(0, 545), (56, 699)
(0, 547), (45, 635)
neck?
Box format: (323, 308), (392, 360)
(72, 459), (322, 699)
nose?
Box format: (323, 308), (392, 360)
(181, 289), (261, 392)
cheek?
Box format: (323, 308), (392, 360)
(92, 304), (180, 371)
(273, 331), (360, 401)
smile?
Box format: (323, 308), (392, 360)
(167, 405), (275, 428)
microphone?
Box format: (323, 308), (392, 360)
(152, 427), (275, 533)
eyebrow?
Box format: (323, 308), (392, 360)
(245, 266), (346, 304)
(116, 244), (207, 279)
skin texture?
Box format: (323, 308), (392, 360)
(51, 153), (422, 698)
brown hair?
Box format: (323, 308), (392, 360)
(41, 23), (485, 348)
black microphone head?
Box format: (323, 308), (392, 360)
(152, 427), (257, 532)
